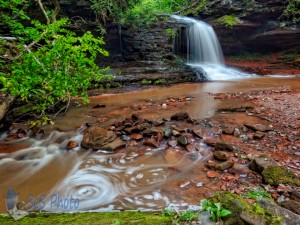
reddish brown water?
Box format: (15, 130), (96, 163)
(1, 77), (300, 212)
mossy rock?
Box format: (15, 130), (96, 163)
(211, 191), (248, 225)
(262, 166), (300, 187)
(210, 192), (283, 225)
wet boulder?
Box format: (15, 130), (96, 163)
(81, 126), (117, 150)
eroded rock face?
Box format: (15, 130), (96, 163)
(200, 0), (300, 55)
(81, 126), (117, 150)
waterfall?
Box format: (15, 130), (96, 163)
(171, 15), (254, 80)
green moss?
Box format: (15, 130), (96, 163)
(211, 192), (282, 225)
(0, 212), (171, 225)
(154, 79), (166, 85)
(165, 28), (176, 39)
(140, 79), (152, 85)
(262, 166), (300, 187)
(217, 15), (239, 27)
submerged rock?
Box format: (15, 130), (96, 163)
(163, 147), (182, 165)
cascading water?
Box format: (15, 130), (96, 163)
(171, 15), (255, 80)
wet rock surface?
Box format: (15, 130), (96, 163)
(81, 126), (116, 150)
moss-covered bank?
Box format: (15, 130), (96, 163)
(0, 211), (171, 225)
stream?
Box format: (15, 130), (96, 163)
(1, 76), (300, 213)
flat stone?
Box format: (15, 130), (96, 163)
(164, 147), (182, 165)
(204, 138), (234, 151)
(207, 170), (221, 178)
(101, 138), (125, 152)
(143, 138), (159, 148)
(245, 123), (273, 132)
(192, 128), (203, 138)
(280, 200), (300, 215)
(130, 133), (143, 140)
(213, 150), (228, 161)
(206, 160), (217, 169)
(143, 128), (159, 136)
(185, 144), (195, 152)
(170, 111), (190, 121)
(222, 125), (235, 135)
(132, 122), (152, 132)
(215, 161), (234, 171)
(249, 155), (278, 174)
(253, 131), (266, 139)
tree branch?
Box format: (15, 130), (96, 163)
(36, 0), (50, 25)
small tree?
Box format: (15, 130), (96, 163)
(0, 0), (110, 125)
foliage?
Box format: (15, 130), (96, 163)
(283, 0), (300, 24)
(0, 0), (110, 124)
(154, 79), (167, 85)
(165, 28), (176, 39)
(141, 79), (152, 85)
(161, 208), (199, 224)
(201, 199), (232, 222)
(244, 188), (274, 202)
(90, 0), (201, 27)
(217, 15), (239, 27)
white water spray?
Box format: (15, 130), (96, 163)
(171, 15), (255, 80)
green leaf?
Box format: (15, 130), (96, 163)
(220, 209), (232, 217)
